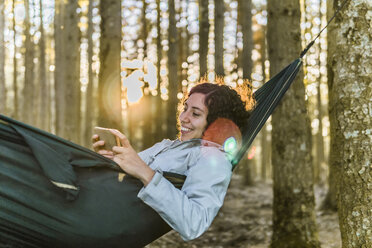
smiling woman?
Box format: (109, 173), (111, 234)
(93, 78), (255, 241)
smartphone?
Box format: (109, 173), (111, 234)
(93, 127), (121, 151)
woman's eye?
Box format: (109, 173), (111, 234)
(193, 113), (200, 117)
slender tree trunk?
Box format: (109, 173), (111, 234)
(155, 0), (163, 143)
(12, 0), (18, 119)
(268, 0), (320, 247)
(84, 0), (94, 147)
(260, 24), (270, 181)
(36, 0), (49, 131)
(54, 0), (65, 136)
(54, 0), (80, 143)
(329, 1), (372, 246)
(198, 0), (209, 78)
(167, 0), (178, 139)
(0, 0), (6, 114)
(321, 0), (338, 212)
(97, 0), (123, 130)
(214, 0), (224, 76)
(313, 0), (326, 185)
(23, 0), (35, 125)
(141, 0), (153, 149)
(141, 0), (148, 58)
(241, 0), (252, 80)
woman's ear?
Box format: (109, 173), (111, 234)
(202, 118), (242, 149)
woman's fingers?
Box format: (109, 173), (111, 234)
(109, 129), (130, 147)
(92, 140), (105, 151)
(98, 149), (114, 157)
(92, 134), (99, 142)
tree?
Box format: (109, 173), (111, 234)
(84, 0), (95, 147)
(166, 0), (178, 139)
(154, 0), (164, 143)
(267, 0), (320, 246)
(321, 0), (339, 212)
(214, 0), (224, 76)
(36, 0), (49, 131)
(241, 0), (252, 80)
(97, 0), (123, 130)
(0, 0), (6, 114)
(54, 0), (80, 143)
(329, 0), (372, 246)
(12, 0), (18, 119)
(198, 0), (209, 77)
(22, 0), (35, 125)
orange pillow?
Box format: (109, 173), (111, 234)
(202, 118), (242, 154)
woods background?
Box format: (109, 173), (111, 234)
(0, 0), (371, 247)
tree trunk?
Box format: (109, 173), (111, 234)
(97, 0), (123, 130)
(155, 0), (164, 143)
(23, 0), (35, 125)
(141, 0), (148, 58)
(84, 0), (95, 147)
(54, 0), (80, 143)
(260, 24), (270, 181)
(141, 0), (153, 149)
(267, 0), (320, 247)
(166, 0), (178, 139)
(12, 0), (18, 119)
(0, 0), (6, 114)
(321, 0), (339, 212)
(198, 0), (209, 78)
(241, 0), (252, 80)
(54, 0), (65, 137)
(313, 0), (326, 185)
(214, 0), (224, 76)
(329, 1), (372, 246)
(36, 0), (49, 131)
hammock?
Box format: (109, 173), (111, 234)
(0, 58), (302, 248)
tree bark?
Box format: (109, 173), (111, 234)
(154, 0), (164, 143)
(84, 0), (95, 147)
(142, 0), (153, 150)
(198, 0), (209, 78)
(0, 0), (6, 114)
(12, 0), (18, 119)
(167, 0), (178, 139)
(214, 0), (224, 76)
(97, 0), (123, 130)
(36, 0), (49, 131)
(54, 0), (80, 143)
(267, 0), (320, 247)
(241, 0), (252, 80)
(329, 0), (372, 246)
(321, 0), (339, 212)
(23, 0), (35, 125)
(54, 0), (65, 136)
(260, 24), (270, 181)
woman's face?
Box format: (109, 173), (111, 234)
(179, 93), (208, 141)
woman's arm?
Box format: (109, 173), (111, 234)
(137, 146), (232, 241)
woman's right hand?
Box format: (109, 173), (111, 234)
(92, 134), (114, 159)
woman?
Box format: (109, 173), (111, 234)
(93, 81), (254, 241)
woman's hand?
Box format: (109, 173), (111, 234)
(92, 134), (114, 159)
(109, 129), (155, 186)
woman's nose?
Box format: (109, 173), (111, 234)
(180, 111), (190, 123)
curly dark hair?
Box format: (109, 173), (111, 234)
(179, 78), (255, 134)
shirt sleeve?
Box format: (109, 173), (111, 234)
(137, 146), (232, 241)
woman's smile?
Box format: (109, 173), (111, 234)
(179, 93), (208, 141)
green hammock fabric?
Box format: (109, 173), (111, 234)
(0, 58), (302, 247)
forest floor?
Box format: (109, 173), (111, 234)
(147, 174), (341, 248)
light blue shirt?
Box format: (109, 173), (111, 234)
(137, 139), (232, 241)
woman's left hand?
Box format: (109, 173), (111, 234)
(109, 129), (155, 186)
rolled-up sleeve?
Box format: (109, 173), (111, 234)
(137, 147), (232, 241)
